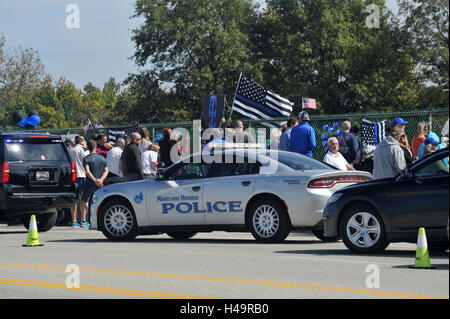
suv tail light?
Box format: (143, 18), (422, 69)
(308, 175), (370, 188)
(1, 162), (10, 183)
(71, 162), (77, 183)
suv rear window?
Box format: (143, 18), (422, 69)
(5, 139), (68, 162)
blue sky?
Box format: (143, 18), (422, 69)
(0, 0), (398, 90)
(0, 0), (142, 89)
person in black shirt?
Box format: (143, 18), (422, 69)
(336, 121), (360, 165)
(121, 132), (145, 181)
(79, 140), (108, 228)
(159, 128), (180, 168)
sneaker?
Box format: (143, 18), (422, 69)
(71, 222), (80, 228)
(80, 221), (91, 228)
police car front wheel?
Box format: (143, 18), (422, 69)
(99, 198), (138, 241)
(249, 198), (290, 243)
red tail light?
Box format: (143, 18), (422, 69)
(308, 175), (370, 188)
(71, 162), (77, 183)
(1, 162), (10, 183)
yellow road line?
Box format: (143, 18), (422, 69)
(0, 278), (211, 299)
(0, 263), (445, 299)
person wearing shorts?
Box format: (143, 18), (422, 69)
(79, 140), (109, 228)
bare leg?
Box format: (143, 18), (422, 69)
(70, 202), (78, 223)
(80, 201), (89, 223)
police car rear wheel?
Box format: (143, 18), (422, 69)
(166, 232), (197, 240)
(249, 199), (290, 243)
(100, 199), (138, 241)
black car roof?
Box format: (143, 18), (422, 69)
(0, 132), (61, 139)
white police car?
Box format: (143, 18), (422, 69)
(89, 149), (371, 242)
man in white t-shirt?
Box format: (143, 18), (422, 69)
(323, 137), (355, 171)
(142, 144), (160, 178)
(106, 138), (125, 178)
(68, 136), (89, 227)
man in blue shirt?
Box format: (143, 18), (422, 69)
(280, 118), (298, 151)
(289, 111), (316, 157)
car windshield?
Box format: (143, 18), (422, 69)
(5, 140), (67, 161)
(259, 151), (336, 171)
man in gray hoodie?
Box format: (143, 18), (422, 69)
(373, 127), (406, 179)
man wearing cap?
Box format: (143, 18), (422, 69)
(289, 111), (316, 157)
(392, 117), (408, 130)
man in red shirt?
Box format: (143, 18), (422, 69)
(95, 134), (112, 158)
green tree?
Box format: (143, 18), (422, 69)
(36, 103), (69, 129)
(55, 77), (84, 127)
(102, 77), (121, 108)
(398, 0), (449, 89)
(254, 0), (424, 114)
(131, 0), (263, 119)
(0, 36), (45, 126)
(81, 82), (105, 123)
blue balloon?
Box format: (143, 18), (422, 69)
(18, 116), (28, 127)
(327, 127), (334, 133)
(333, 122), (339, 128)
(322, 141), (328, 147)
(26, 115), (41, 126)
(154, 133), (163, 142)
(321, 134), (328, 140)
(334, 129), (342, 136)
(323, 124), (329, 130)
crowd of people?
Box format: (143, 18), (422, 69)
(62, 113), (448, 227)
(64, 127), (181, 227)
(278, 111), (448, 180)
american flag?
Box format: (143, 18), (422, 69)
(108, 124), (139, 146)
(83, 119), (92, 134)
(361, 119), (386, 145)
(302, 98), (317, 110)
(231, 75), (293, 122)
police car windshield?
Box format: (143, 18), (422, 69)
(260, 150), (334, 171)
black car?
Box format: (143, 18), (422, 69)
(0, 132), (79, 232)
(323, 147), (449, 254)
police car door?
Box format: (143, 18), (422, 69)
(148, 159), (208, 225)
(203, 155), (258, 225)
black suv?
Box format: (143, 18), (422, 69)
(0, 132), (79, 232)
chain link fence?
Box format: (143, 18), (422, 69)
(17, 108), (449, 161)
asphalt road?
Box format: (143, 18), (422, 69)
(0, 224), (448, 301)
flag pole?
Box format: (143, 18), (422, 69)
(228, 72), (242, 120)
